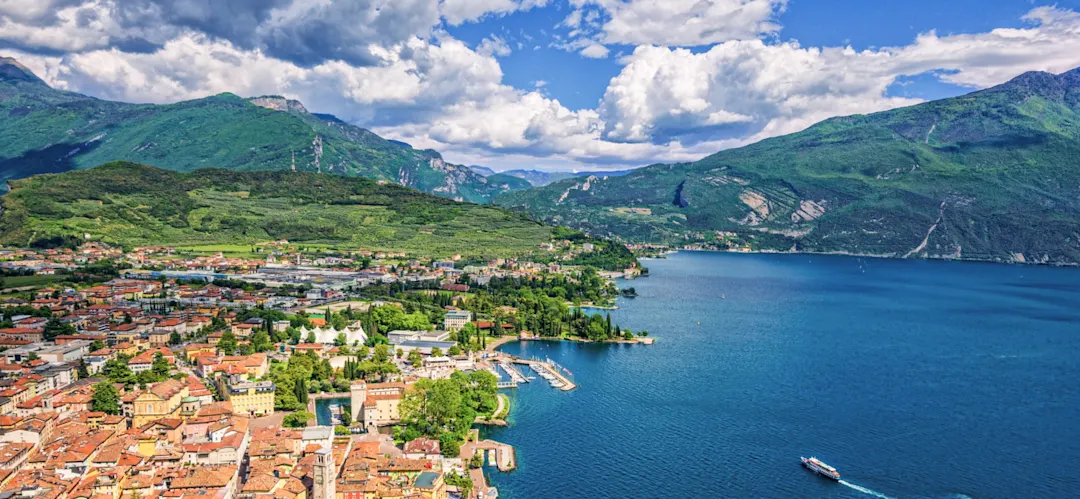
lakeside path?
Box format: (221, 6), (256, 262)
(485, 335), (519, 353)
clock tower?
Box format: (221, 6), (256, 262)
(313, 447), (336, 499)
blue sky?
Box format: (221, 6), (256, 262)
(446, 0), (1080, 111)
(5, 0), (1080, 171)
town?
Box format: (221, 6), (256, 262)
(0, 239), (648, 499)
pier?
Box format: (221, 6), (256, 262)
(512, 358), (577, 391)
(462, 439), (517, 472)
(498, 361), (530, 384)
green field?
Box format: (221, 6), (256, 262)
(0, 163), (555, 260)
(0, 274), (68, 289)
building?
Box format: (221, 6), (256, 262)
(34, 340), (91, 363)
(224, 376), (275, 416)
(350, 381), (407, 428)
(388, 331), (455, 355)
(132, 379), (188, 427)
(313, 448), (335, 499)
(414, 471), (448, 499)
(442, 310), (472, 332)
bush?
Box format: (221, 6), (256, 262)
(283, 411), (314, 428)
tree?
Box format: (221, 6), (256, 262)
(340, 405), (352, 426)
(305, 330), (316, 343)
(91, 381), (120, 415)
(102, 358), (134, 384)
(251, 330), (271, 352)
(169, 332), (182, 345)
(218, 330), (238, 355)
(294, 378), (309, 405)
(283, 411), (314, 428)
(151, 352), (170, 378)
(90, 339), (106, 351)
(439, 432), (462, 458)
(430, 347), (443, 357)
(373, 344), (390, 363)
(43, 317), (75, 342)
(448, 345), (462, 356)
(357, 345), (370, 359)
(334, 332), (347, 346)
(407, 349), (423, 368)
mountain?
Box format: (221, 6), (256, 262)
(0, 58), (523, 203)
(497, 68), (1080, 265)
(0, 162), (554, 258)
(469, 165), (497, 177)
(469, 168), (635, 186)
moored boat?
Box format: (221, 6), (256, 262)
(801, 456), (840, 480)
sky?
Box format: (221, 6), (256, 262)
(4, 0), (1080, 172)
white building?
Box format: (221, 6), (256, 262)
(442, 310), (472, 332)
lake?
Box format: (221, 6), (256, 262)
(485, 251), (1080, 498)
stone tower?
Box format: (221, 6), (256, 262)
(313, 448), (335, 499)
(349, 380), (366, 424)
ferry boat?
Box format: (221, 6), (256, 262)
(801, 457), (840, 481)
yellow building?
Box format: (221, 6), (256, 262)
(184, 344), (217, 362)
(132, 379), (188, 427)
(225, 377), (275, 416)
(220, 353), (268, 378)
(414, 472), (447, 499)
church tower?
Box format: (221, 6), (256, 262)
(313, 448), (336, 499)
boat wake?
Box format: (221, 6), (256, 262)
(839, 480), (896, 499)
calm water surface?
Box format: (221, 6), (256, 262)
(485, 252), (1080, 498)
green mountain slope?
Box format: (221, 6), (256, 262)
(0, 58), (520, 203)
(0, 162), (553, 258)
(497, 68), (1080, 264)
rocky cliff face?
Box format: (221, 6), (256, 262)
(248, 96), (309, 114)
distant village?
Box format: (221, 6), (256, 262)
(0, 239), (644, 499)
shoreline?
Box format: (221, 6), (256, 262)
(486, 334), (654, 353)
(664, 248), (1080, 268)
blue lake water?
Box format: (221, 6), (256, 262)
(484, 251), (1080, 498)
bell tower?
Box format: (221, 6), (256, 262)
(313, 448), (336, 499)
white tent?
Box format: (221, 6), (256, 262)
(300, 322), (367, 345)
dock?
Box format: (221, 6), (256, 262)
(512, 358), (577, 391)
(462, 439), (517, 472)
(498, 361), (529, 384)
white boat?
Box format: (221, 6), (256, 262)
(801, 456), (840, 481)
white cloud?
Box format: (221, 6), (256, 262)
(578, 0), (787, 46)
(598, 6), (1080, 145)
(579, 43), (609, 59)
(440, 0), (550, 26)
(477, 34), (512, 57)
(6, 3), (1080, 172)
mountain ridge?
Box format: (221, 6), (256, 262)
(0, 57), (525, 203)
(496, 67), (1080, 265)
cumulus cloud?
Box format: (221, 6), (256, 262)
(579, 43), (609, 59)
(598, 6), (1080, 145)
(440, 0), (550, 26)
(476, 35), (512, 57)
(5, 2), (1080, 171)
(574, 0), (787, 47)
